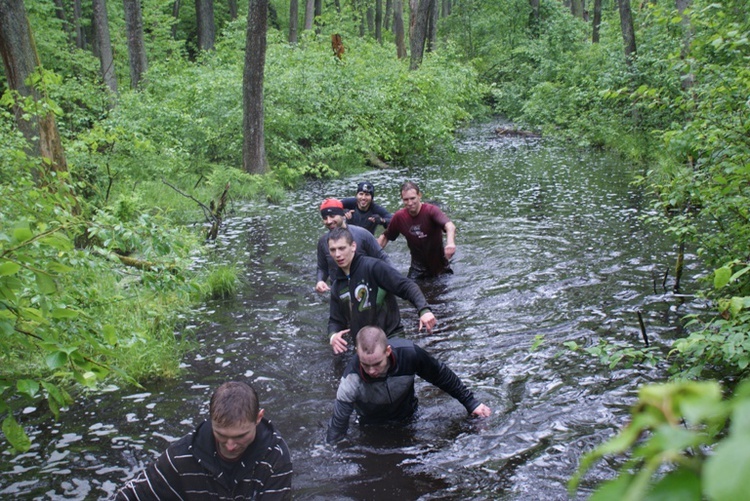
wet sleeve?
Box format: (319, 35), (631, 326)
(316, 235), (329, 284)
(372, 203), (392, 228)
(328, 291), (348, 335)
(114, 448), (184, 500)
(375, 261), (429, 313)
(382, 212), (400, 241)
(361, 231), (392, 265)
(414, 345), (480, 414)
(327, 399), (355, 443)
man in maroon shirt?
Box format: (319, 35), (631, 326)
(377, 181), (457, 279)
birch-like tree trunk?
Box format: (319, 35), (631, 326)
(289, 0), (298, 42)
(394, 0), (406, 58)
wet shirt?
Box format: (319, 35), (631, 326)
(341, 197), (392, 235)
(316, 224), (391, 284)
(382, 203), (451, 277)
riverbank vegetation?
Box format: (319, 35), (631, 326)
(2, 0), (750, 493)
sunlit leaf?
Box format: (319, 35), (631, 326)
(39, 233), (73, 251)
(643, 467), (701, 501)
(50, 308), (79, 319)
(2, 416), (31, 453)
(45, 351), (68, 369)
(714, 266), (732, 289)
(0, 262), (21, 276)
(13, 226), (33, 243)
(102, 324), (117, 345)
(16, 379), (40, 398)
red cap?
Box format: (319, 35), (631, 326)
(320, 198), (345, 217)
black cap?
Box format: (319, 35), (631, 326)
(357, 182), (374, 197)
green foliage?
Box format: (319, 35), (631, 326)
(206, 265), (238, 299)
(570, 380), (750, 501)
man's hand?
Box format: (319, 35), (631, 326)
(418, 311), (437, 333)
(472, 403), (492, 418)
(368, 215), (384, 225)
(315, 281), (330, 293)
(444, 244), (456, 260)
(345, 210), (354, 220)
(330, 329), (351, 354)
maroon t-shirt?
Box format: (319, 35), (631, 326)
(383, 203), (450, 277)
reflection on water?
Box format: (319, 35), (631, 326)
(0, 122), (696, 500)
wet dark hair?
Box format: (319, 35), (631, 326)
(400, 181), (420, 195)
(210, 381), (260, 427)
(328, 226), (353, 245)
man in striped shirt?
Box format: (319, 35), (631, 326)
(116, 381), (292, 500)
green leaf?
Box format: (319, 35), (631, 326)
(703, 432), (750, 501)
(48, 261), (75, 273)
(2, 416), (31, 453)
(714, 266), (732, 289)
(13, 226), (33, 243)
(589, 473), (633, 501)
(0, 262), (21, 276)
(102, 324), (117, 345)
(16, 379), (40, 398)
(39, 233), (73, 252)
(34, 271), (57, 294)
(644, 467), (701, 501)
(50, 307), (79, 319)
(45, 351), (68, 369)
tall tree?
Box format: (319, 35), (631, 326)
(426, 0), (437, 52)
(409, 0), (432, 69)
(73, 0), (86, 48)
(243, 0), (268, 174)
(394, 0), (406, 58)
(592, 0), (601, 42)
(228, 0), (238, 19)
(571, 0), (583, 19)
(618, 0), (636, 64)
(375, 0), (382, 42)
(123, 0), (148, 88)
(195, 0), (216, 50)
(0, 0), (68, 172)
(171, 0), (180, 38)
(304, 0), (313, 30)
(289, 0), (298, 42)
(529, 0), (540, 36)
(93, 0), (117, 93)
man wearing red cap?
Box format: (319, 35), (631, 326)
(316, 198), (392, 293)
(340, 181), (392, 235)
(378, 181), (456, 279)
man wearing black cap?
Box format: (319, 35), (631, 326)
(340, 181), (392, 235)
(316, 198), (392, 293)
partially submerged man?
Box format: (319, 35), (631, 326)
(378, 181), (457, 279)
(326, 325), (492, 443)
(327, 227), (436, 354)
(316, 198), (391, 293)
(116, 381), (293, 500)
(341, 181), (392, 235)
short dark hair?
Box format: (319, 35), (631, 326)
(328, 226), (353, 245)
(400, 181), (420, 195)
(356, 326), (388, 355)
(210, 381), (260, 427)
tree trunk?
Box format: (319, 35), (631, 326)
(528, 0), (539, 36)
(289, 0), (298, 42)
(0, 0), (68, 173)
(366, 5), (374, 34)
(409, 0), (430, 69)
(243, 0), (268, 174)
(228, 0), (238, 19)
(73, 0), (86, 48)
(303, 0), (313, 30)
(385, 0), (391, 31)
(123, 0), (148, 88)
(195, 0), (215, 51)
(375, 0), (382, 42)
(394, 0), (406, 58)
(618, 0), (636, 64)
(426, 0), (437, 52)
(592, 0), (601, 42)
(93, 0), (117, 94)
(676, 0), (693, 89)
(571, 0), (583, 19)
(441, 0), (450, 16)
(171, 0), (180, 38)
(314, 0), (321, 17)
(409, 0), (417, 40)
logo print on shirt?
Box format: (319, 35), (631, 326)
(409, 224), (427, 239)
(355, 284), (370, 312)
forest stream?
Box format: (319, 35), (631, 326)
(0, 121), (698, 500)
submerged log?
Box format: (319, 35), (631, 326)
(366, 152), (389, 169)
(494, 126), (541, 138)
(207, 182), (230, 240)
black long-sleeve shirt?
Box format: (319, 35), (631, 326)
(327, 338), (481, 443)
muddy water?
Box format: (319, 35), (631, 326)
(0, 122), (696, 500)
